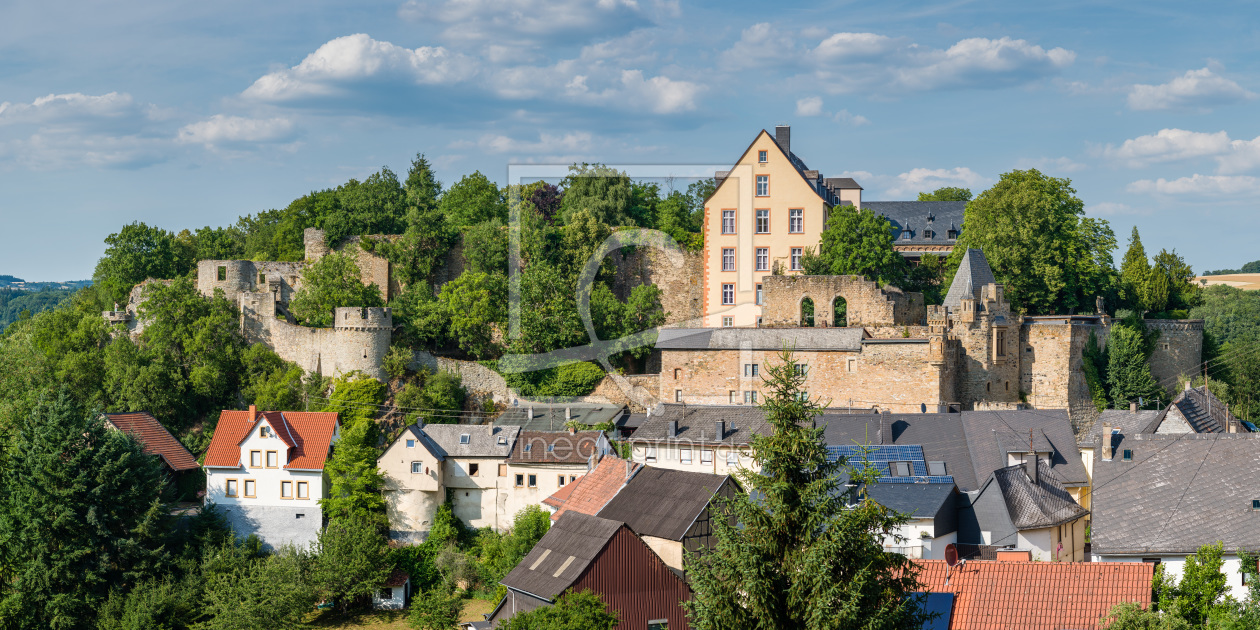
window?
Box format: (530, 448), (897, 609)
(795, 391), (809, 402)
(570, 475), (578, 482)
(498, 436), (507, 445)
(923, 229), (933, 239)
(727, 450), (739, 466)
(756, 284), (764, 305)
(744, 391), (757, 404)
(528, 474), (537, 488)
(297, 482), (308, 499)
(649, 621), (669, 630)
(890, 462), (912, 477)
(674, 368), (681, 380)
(729, 391), (738, 403)
(380, 587), (394, 600)
(250, 451), (261, 467)
(722, 283), (734, 305)
(558, 475), (566, 487)
(680, 448), (693, 464)
(701, 450), (713, 464)
(675, 389), (682, 402)
(722, 210), (736, 234)
(412, 462), (423, 474)
(459, 434), (470, 444)
(996, 330), (1007, 357)
(722, 316), (733, 327)
(791, 248), (802, 271)
(756, 248), (768, 271)
(758, 150), (767, 163)
(928, 461), (947, 476)
(244, 479), (256, 498)
(406, 439), (415, 448)
(225, 479), (238, 497)
(646, 446), (657, 463)
(722, 248), (735, 271)
(1123, 449), (1133, 461)
(948, 229), (958, 239)
(794, 364), (809, 377)
(499, 464), (507, 477)
(281, 481), (293, 498)
(266, 451), (278, 468)
(755, 175), (769, 196)
(469, 463), (480, 476)
(258, 271), (266, 284)
(744, 363), (759, 377)
(217, 266), (227, 281)
(847, 358), (856, 372)
(515, 474), (525, 487)
(756, 209), (769, 233)
(260, 426), (272, 438)
(295, 513), (305, 519)
(789, 208), (803, 233)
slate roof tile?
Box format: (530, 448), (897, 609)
(509, 430), (605, 465)
(597, 466), (731, 541)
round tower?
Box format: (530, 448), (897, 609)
(334, 307), (393, 331)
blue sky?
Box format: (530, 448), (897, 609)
(2, 0), (1259, 280)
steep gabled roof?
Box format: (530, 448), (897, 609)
(424, 424), (519, 458)
(104, 412), (199, 472)
(548, 456), (641, 521)
(865, 200), (966, 248)
(942, 248), (997, 310)
(500, 512), (623, 601)
(496, 404), (628, 433)
(823, 413), (980, 491)
(596, 466), (731, 541)
(916, 559), (1154, 630)
(629, 404), (772, 447)
(961, 410), (1090, 488)
(1169, 385), (1244, 433)
(384, 424), (446, 461)
(990, 462), (1088, 530)
(204, 410), (338, 470)
(709, 129), (834, 206)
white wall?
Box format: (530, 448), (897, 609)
(881, 520), (956, 560)
(631, 442), (756, 475)
(379, 435), (444, 542)
(503, 462), (590, 524)
(1094, 554), (1250, 599)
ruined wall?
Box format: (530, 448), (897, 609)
(612, 246), (704, 327)
(242, 297), (393, 380)
(658, 340), (954, 414)
(1147, 320), (1204, 393)
(197, 260), (304, 304)
(411, 351), (514, 404)
(760, 275), (924, 327)
(338, 236), (396, 300)
(579, 374), (661, 412)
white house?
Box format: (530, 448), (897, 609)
(203, 405), (340, 549)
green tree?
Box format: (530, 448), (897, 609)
(438, 272), (507, 359)
(1082, 331), (1110, 412)
(590, 283), (666, 370)
(194, 548), (315, 630)
(404, 152), (443, 214)
(684, 348), (927, 630)
(905, 254), (947, 305)
(321, 408), (387, 522)
(367, 154), (457, 287)
(1224, 336), (1260, 422)
(417, 370), (466, 424)
(96, 577), (198, 630)
(321, 167), (409, 245)
(240, 344), (305, 412)
(288, 250), (385, 327)
(309, 515), (392, 608)
(558, 164), (632, 227)
(94, 222), (195, 304)
(390, 282), (449, 350)
(0, 392), (169, 628)
(409, 587), (463, 630)
(185, 226), (246, 262)
(463, 219), (509, 275)
(500, 590), (619, 630)
(655, 190), (702, 250)
(800, 206), (908, 286)
(441, 171), (507, 227)
(917, 186), (972, 201)
(1120, 227), (1151, 312)
(1107, 320), (1165, 408)
(945, 169), (1117, 315)
(1148, 249), (1200, 315)
(1159, 542), (1229, 626)
(1100, 602), (1191, 629)
(1191, 286), (1260, 348)
(475, 506), (552, 586)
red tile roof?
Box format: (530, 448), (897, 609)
(104, 412), (200, 472)
(542, 476), (580, 510)
(384, 569), (410, 587)
(916, 559), (1154, 630)
(549, 455), (640, 521)
(204, 410), (339, 470)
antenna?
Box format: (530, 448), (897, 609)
(944, 543), (964, 586)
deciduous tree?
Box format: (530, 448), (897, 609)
(800, 206), (908, 286)
(288, 250), (385, 327)
(441, 171), (507, 227)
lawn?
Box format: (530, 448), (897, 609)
(307, 597), (497, 629)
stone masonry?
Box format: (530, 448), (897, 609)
(760, 275), (924, 327)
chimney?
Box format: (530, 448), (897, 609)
(1186, 380), (1192, 392)
(1130, 401), (1138, 413)
(668, 420), (678, 438)
(527, 407), (534, 420)
(565, 407), (572, 421)
(625, 459), (633, 480)
(715, 420), (725, 440)
(568, 425), (576, 436)
(775, 125), (791, 154)
(1102, 424), (1113, 461)
(487, 423), (494, 435)
(1025, 456), (1039, 485)
(248, 404), (257, 423)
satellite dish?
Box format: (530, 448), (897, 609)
(945, 543), (959, 568)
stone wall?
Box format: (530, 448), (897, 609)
(411, 351), (514, 404)
(219, 504), (321, 551)
(1147, 320), (1204, 393)
(338, 236), (397, 300)
(612, 246), (704, 327)
(578, 373), (661, 412)
(197, 259), (305, 304)
(760, 275), (924, 327)
(242, 294), (393, 380)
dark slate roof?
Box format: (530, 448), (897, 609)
(629, 404), (772, 446)
(655, 327), (865, 352)
(865, 201), (966, 248)
(1096, 409), (1168, 437)
(422, 424), (519, 458)
(1169, 386), (1243, 433)
(596, 467), (731, 541)
(824, 177), (863, 191)
(991, 462), (1088, 530)
(961, 410), (1090, 488)
(496, 404), (628, 433)
(1091, 434), (1260, 555)
(865, 483), (956, 520)
(397, 424), (447, 460)
(942, 248), (997, 310)
(823, 413), (980, 492)
(500, 512), (622, 600)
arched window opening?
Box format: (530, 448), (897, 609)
(801, 298), (815, 327)
(833, 296), (848, 327)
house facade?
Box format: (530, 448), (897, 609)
(503, 430), (611, 522)
(203, 406), (339, 549)
(627, 404), (766, 475)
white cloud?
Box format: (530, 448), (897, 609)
(615, 70), (701, 114)
(243, 34), (475, 101)
(720, 23), (805, 71)
(834, 109), (870, 126)
(796, 96), (823, 116)
(176, 115), (295, 146)
(1128, 67), (1254, 111)
(398, 0), (654, 46)
(459, 131), (594, 154)
(0, 92), (173, 169)
(893, 37), (1074, 91)
(812, 32), (897, 61)
(0, 92), (140, 125)
(1102, 128), (1232, 167)
(882, 167), (990, 198)
(1127, 174), (1260, 196)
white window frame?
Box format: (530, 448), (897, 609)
(755, 248), (768, 271)
(791, 247), (802, 271)
(297, 481), (309, 499)
(727, 450), (739, 466)
(680, 448), (693, 465)
(722, 316), (733, 327)
(701, 450), (713, 465)
(722, 283), (734, 305)
(675, 389), (682, 402)
(411, 461), (423, 474)
(722, 210), (736, 234)
(756, 175), (769, 196)
(757, 150), (767, 163)
(789, 208), (803, 233)
(756, 283), (764, 305)
(744, 390), (757, 404)
(722, 248), (735, 271)
(756, 209), (769, 234)
(729, 391), (738, 403)
(281, 481), (293, 498)
(406, 439), (415, 448)
(646, 446), (657, 462)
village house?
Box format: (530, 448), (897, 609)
(103, 411), (200, 478)
(202, 405), (340, 549)
(503, 430), (611, 522)
(494, 403), (629, 433)
(627, 404), (767, 475)
(543, 454), (641, 520)
(487, 512), (692, 629)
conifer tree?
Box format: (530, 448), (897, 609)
(1107, 321), (1166, 408)
(684, 348), (927, 630)
(1119, 227), (1151, 312)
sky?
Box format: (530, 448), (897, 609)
(2, 0), (1259, 281)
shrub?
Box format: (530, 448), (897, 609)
(384, 344), (413, 379)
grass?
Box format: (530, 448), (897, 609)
(306, 597), (497, 629)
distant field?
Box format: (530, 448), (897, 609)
(1196, 274), (1260, 291)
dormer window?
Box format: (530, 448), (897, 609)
(923, 229), (933, 239)
(948, 229), (958, 239)
(1122, 449), (1133, 461)
(497, 436), (507, 445)
(902, 229), (912, 240)
(459, 434), (470, 445)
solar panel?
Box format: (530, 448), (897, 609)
(919, 592), (953, 630)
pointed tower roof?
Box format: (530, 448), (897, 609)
(943, 248), (997, 311)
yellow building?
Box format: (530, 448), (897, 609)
(701, 125), (862, 327)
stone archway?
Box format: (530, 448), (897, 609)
(800, 297), (815, 327)
(833, 295), (848, 327)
